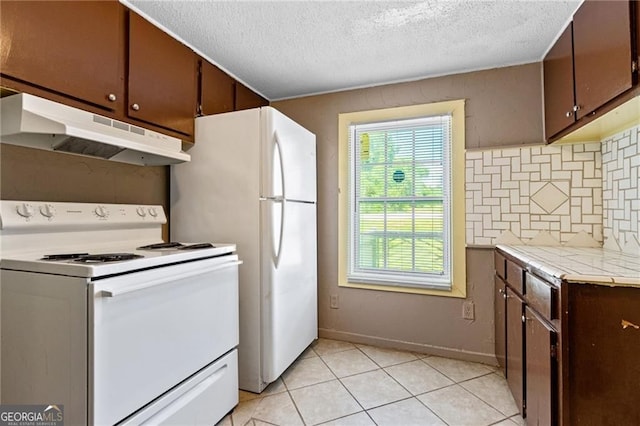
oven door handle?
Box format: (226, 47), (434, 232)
(100, 260), (242, 298)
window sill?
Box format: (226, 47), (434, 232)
(339, 280), (466, 298)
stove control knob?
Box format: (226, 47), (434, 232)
(147, 207), (158, 217)
(136, 206), (147, 217)
(16, 203), (34, 218)
(94, 206), (109, 218)
(39, 204), (56, 218)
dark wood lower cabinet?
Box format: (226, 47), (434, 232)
(525, 307), (557, 426)
(494, 277), (506, 371)
(495, 247), (640, 425)
(566, 284), (640, 425)
(505, 286), (524, 414)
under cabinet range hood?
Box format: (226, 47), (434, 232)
(0, 93), (190, 166)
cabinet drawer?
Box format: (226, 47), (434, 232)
(506, 259), (524, 294)
(495, 251), (506, 280)
(525, 273), (558, 321)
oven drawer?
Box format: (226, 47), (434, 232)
(90, 255), (240, 426)
(120, 349), (238, 426)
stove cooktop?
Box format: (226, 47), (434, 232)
(41, 253), (144, 263)
(0, 201), (237, 278)
(2, 242), (236, 279)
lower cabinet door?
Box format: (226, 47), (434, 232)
(506, 286), (525, 415)
(495, 276), (507, 372)
(525, 307), (557, 426)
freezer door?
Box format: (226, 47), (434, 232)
(261, 199), (317, 384)
(261, 107), (316, 202)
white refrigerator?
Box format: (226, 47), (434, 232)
(170, 107), (317, 393)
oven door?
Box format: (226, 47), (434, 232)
(89, 254), (240, 426)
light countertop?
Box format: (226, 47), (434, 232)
(496, 245), (640, 287)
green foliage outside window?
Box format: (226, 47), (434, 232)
(353, 123), (448, 276)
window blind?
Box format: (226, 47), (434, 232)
(348, 115), (452, 289)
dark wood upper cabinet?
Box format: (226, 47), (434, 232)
(573, 0), (633, 120)
(543, 0), (637, 141)
(0, 0), (125, 112)
(200, 60), (235, 116)
(543, 23), (575, 139)
(128, 12), (197, 136)
(235, 82), (269, 111)
(637, 0), (640, 72)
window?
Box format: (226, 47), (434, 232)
(338, 101), (466, 297)
(349, 115), (451, 288)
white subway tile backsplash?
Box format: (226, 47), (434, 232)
(466, 142), (602, 245)
(466, 125), (639, 250)
(602, 125), (640, 255)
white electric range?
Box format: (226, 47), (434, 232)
(0, 200), (241, 425)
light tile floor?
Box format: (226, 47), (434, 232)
(218, 338), (525, 426)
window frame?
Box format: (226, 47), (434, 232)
(338, 100), (466, 298)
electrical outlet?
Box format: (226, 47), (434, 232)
(462, 301), (475, 320)
(330, 294), (339, 309)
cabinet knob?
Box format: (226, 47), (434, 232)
(108, 93), (117, 102)
(565, 111), (573, 118)
(131, 103), (140, 111)
(572, 105), (581, 112)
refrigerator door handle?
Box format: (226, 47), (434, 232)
(273, 197), (285, 268)
(259, 196), (286, 267)
(273, 131), (286, 200)
(272, 132), (286, 268)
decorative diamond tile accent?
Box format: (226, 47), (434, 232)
(466, 142), (603, 245)
(530, 182), (568, 214)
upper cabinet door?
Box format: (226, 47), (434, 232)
(0, 0), (125, 112)
(235, 83), (269, 111)
(543, 23), (575, 139)
(573, 0), (633, 120)
(637, 0), (640, 73)
(200, 60), (235, 116)
(128, 13), (197, 136)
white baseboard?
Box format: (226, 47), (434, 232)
(318, 328), (498, 366)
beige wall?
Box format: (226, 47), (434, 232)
(272, 63), (543, 363)
(1, 144), (168, 232)
(0, 62), (543, 363)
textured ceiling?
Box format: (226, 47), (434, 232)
(123, 0), (582, 101)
